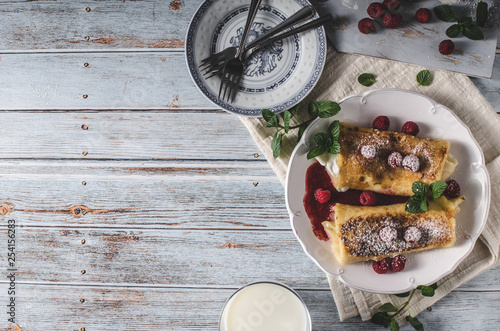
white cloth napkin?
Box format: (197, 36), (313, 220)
(239, 44), (500, 324)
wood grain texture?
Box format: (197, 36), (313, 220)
(0, 52), (498, 112)
(0, 283), (498, 330)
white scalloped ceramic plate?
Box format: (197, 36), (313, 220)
(285, 89), (491, 294)
(185, 0), (327, 116)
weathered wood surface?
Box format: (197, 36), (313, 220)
(0, 284), (499, 331)
(0, 52), (499, 112)
(0, 0), (498, 330)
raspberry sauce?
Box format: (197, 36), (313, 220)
(303, 161), (408, 241)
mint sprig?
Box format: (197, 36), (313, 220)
(371, 283), (438, 331)
(435, 4), (484, 40)
(405, 181), (448, 213)
(307, 120), (341, 159)
(262, 101), (341, 159)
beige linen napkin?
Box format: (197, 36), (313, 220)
(239, 44), (500, 324)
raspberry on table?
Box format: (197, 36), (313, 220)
(391, 255), (406, 272)
(379, 226), (397, 243)
(404, 227), (421, 243)
(402, 121), (419, 136)
(383, 12), (402, 29)
(402, 154), (420, 172)
(358, 18), (376, 34)
(314, 188), (331, 204)
(439, 40), (454, 55)
(444, 179), (461, 199)
(372, 258), (390, 274)
(361, 145), (377, 159)
(416, 8), (432, 23)
(383, 0), (400, 11)
(367, 2), (386, 18)
(360, 190), (377, 206)
(373, 115), (390, 130)
(388, 152), (403, 168)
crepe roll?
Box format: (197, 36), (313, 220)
(322, 196), (464, 265)
(316, 123), (457, 196)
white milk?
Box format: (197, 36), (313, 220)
(219, 282), (311, 331)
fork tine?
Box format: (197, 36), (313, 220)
(222, 74), (232, 101)
(230, 75), (241, 103)
(218, 71), (227, 101)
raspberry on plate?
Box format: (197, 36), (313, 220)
(372, 258), (390, 274)
(360, 190), (377, 206)
(402, 154), (420, 172)
(361, 145), (377, 159)
(373, 115), (390, 130)
(444, 179), (461, 199)
(367, 2), (386, 18)
(388, 152), (403, 168)
(383, 12), (402, 29)
(439, 40), (454, 55)
(383, 0), (400, 11)
(402, 121), (419, 136)
(358, 18), (376, 34)
(314, 188), (331, 204)
(391, 255), (406, 272)
(416, 8), (432, 23)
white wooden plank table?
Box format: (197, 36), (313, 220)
(0, 1), (498, 330)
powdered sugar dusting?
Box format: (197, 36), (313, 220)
(403, 154), (420, 172)
(361, 145), (377, 159)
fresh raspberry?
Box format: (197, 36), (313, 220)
(402, 121), (420, 136)
(315, 188), (331, 204)
(360, 190), (377, 206)
(439, 40), (454, 55)
(358, 18), (376, 34)
(391, 255), (406, 272)
(367, 2), (386, 18)
(379, 226), (397, 243)
(388, 152), (403, 168)
(373, 115), (390, 130)
(404, 227), (421, 243)
(372, 258), (390, 274)
(383, 0), (400, 11)
(444, 179), (461, 199)
(402, 154), (420, 172)
(361, 145), (377, 159)
(383, 12), (402, 29)
(416, 8), (432, 23)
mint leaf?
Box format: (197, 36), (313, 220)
(416, 70), (432, 86)
(463, 25), (484, 40)
(434, 5), (456, 22)
(283, 109), (292, 133)
(329, 120), (340, 140)
(430, 180), (448, 200)
(417, 285), (435, 297)
(390, 319), (400, 331)
(262, 109), (279, 128)
(358, 73), (375, 87)
(379, 303), (398, 312)
(420, 199), (429, 212)
(271, 131), (283, 158)
(406, 195), (426, 213)
(476, 1), (488, 27)
(430, 282), (438, 290)
(446, 24), (461, 38)
(288, 104), (300, 117)
(313, 132), (331, 146)
(395, 291), (411, 298)
(457, 17), (473, 26)
(371, 312), (391, 328)
(412, 181), (428, 196)
(307, 145), (327, 160)
(297, 124), (307, 143)
(318, 101), (341, 118)
(329, 140), (341, 155)
(308, 101), (320, 117)
(406, 316), (424, 331)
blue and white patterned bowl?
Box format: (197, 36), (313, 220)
(185, 0), (327, 117)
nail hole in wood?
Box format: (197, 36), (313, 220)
(80, 299), (85, 303)
(85, 7), (91, 12)
(81, 124), (88, 130)
(82, 181), (87, 185)
(82, 151), (88, 156)
(81, 239), (86, 244)
(81, 328), (86, 331)
(253, 153), (259, 158)
(84, 36), (90, 41)
(81, 270), (86, 274)
(427, 306), (432, 311)
(253, 182), (258, 187)
(83, 94), (88, 99)
(84, 63), (89, 67)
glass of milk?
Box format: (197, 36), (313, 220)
(219, 281), (312, 331)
